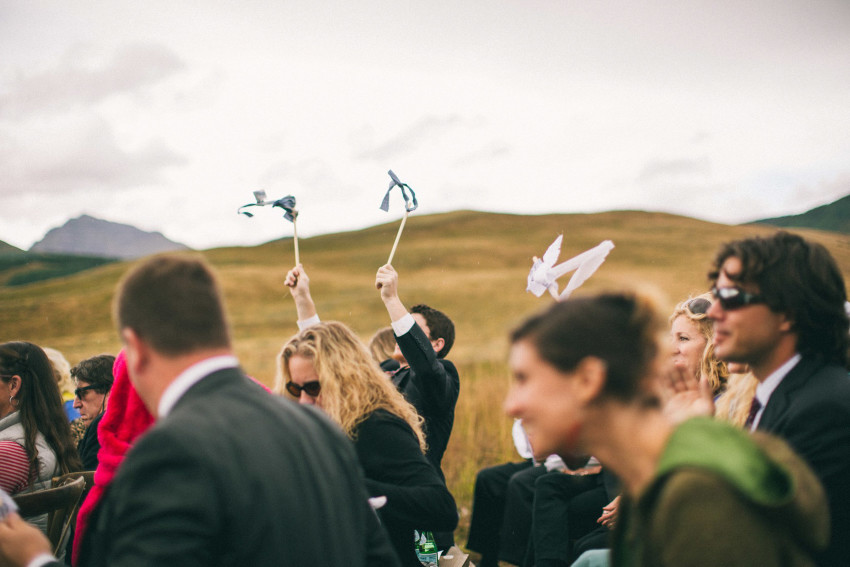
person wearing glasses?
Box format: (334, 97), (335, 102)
(706, 231), (850, 567)
(71, 354), (115, 471)
(278, 321), (458, 567)
(669, 294), (728, 396)
(0, 255), (401, 567)
(506, 293), (829, 567)
(0, 342), (81, 529)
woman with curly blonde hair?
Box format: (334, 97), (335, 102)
(669, 293), (729, 395)
(277, 321), (457, 567)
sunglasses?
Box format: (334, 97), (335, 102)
(685, 297), (711, 315)
(285, 381), (321, 398)
(711, 286), (765, 311)
(74, 385), (99, 399)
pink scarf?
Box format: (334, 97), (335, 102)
(72, 350), (154, 566)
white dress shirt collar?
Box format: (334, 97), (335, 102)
(751, 353), (801, 430)
(157, 355), (239, 418)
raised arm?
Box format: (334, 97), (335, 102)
(375, 265), (456, 405)
(375, 264), (408, 322)
(284, 264), (319, 327)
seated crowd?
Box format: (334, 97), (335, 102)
(0, 230), (848, 567)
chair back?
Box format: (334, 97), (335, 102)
(13, 475), (86, 555)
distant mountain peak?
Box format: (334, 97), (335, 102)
(29, 215), (191, 259)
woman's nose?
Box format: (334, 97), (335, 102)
(299, 391), (314, 405)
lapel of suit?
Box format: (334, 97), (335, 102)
(391, 367), (409, 390)
(758, 356), (821, 431)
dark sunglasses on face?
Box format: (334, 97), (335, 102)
(685, 297), (712, 315)
(285, 381), (321, 398)
(74, 385), (99, 399)
(711, 286), (765, 311)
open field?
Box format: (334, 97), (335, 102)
(3, 209), (850, 545)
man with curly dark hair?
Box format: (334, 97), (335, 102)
(707, 231), (850, 567)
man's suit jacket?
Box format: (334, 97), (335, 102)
(75, 367), (399, 567)
(757, 356), (850, 567)
(391, 323), (460, 473)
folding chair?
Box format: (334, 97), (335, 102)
(13, 475), (86, 555)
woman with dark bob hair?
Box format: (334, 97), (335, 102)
(504, 293), (829, 567)
(1, 342), (81, 528)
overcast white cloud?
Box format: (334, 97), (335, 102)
(1, 0), (848, 251)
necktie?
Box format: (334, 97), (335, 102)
(744, 397), (762, 429)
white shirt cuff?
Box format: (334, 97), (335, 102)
(28, 554), (58, 567)
(297, 314), (321, 330)
(391, 313), (415, 336)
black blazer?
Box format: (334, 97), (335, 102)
(757, 356), (850, 567)
(391, 322), (460, 473)
(355, 409), (458, 567)
(76, 367), (399, 567)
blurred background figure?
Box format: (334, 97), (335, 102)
(669, 293), (728, 396)
(369, 326), (400, 374)
(0, 342), (81, 531)
(71, 354), (116, 471)
(505, 293), (828, 567)
(42, 347), (79, 423)
(72, 350), (153, 566)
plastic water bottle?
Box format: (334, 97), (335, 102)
(415, 530), (438, 567)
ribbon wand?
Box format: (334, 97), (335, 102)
(238, 190), (299, 264)
(380, 170), (418, 264)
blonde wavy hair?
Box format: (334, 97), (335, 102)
(43, 347), (75, 399)
(276, 321), (427, 452)
(669, 293), (729, 394)
(715, 370), (758, 428)
(368, 326), (396, 364)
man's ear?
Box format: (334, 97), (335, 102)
(778, 312), (794, 333)
(121, 328), (149, 381)
(574, 357), (607, 404)
(431, 337), (445, 356)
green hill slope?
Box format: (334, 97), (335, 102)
(753, 193), (850, 234)
(0, 240), (23, 255)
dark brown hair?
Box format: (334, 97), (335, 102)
(511, 293), (663, 402)
(113, 254), (231, 356)
(709, 231), (849, 367)
(71, 354), (116, 394)
(0, 342), (81, 479)
(411, 304), (455, 358)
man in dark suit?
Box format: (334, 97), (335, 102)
(374, 264), (459, 475)
(375, 264), (459, 552)
(0, 254), (399, 567)
(707, 231), (850, 567)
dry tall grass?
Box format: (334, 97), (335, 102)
(3, 210), (850, 547)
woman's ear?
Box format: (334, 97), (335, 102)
(574, 357), (607, 404)
(8, 375), (22, 398)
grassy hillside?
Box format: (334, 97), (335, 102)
(3, 210), (850, 544)
(0, 240), (24, 255)
(753, 193), (850, 234)
(0, 252), (116, 287)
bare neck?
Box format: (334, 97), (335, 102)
(583, 402), (674, 497)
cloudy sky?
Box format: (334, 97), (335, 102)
(2, 1), (849, 251)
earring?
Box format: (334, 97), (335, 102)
(9, 395), (18, 408)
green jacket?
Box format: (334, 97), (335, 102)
(613, 417), (829, 567)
